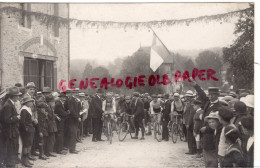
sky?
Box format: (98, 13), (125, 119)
(69, 3), (250, 65)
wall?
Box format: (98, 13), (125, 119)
(0, 3), (69, 90)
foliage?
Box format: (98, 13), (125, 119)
(223, 3), (254, 90)
(120, 49), (163, 94)
(195, 50), (223, 89)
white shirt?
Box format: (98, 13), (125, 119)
(209, 99), (219, 108)
(247, 136), (254, 152)
(20, 105), (32, 116)
(218, 124), (236, 156)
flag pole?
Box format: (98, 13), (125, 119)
(148, 25), (172, 56)
(149, 25), (174, 93)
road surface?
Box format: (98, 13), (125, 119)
(33, 133), (204, 168)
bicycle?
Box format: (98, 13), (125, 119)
(103, 113), (114, 144)
(118, 113), (135, 141)
(153, 113), (163, 142)
(169, 114), (185, 143)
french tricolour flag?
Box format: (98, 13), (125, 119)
(150, 32), (171, 72)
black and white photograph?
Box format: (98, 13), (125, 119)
(0, 2), (256, 168)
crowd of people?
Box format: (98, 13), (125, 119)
(0, 81), (254, 168)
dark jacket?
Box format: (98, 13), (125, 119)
(183, 102), (195, 129)
(87, 99), (93, 118)
(193, 109), (203, 134)
(45, 104), (57, 133)
(0, 99), (20, 139)
(244, 137), (254, 167)
(162, 99), (171, 122)
(194, 84), (222, 150)
(19, 107), (34, 133)
(55, 100), (70, 131)
(91, 95), (104, 118)
(122, 102), (133, 115)
(37, 101), (49, 136)
(67, 96), (80, 121)
(213, 124), (223, 153)
(132, 98), (144, 120)
(223, 142), (245, 168)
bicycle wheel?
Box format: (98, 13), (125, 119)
(178, 124), (185, 141)
(171, 123), (178, 143)
(154, 122), (162, 142)
(108, 122), (113, 144)
(118, 122), (129, 141)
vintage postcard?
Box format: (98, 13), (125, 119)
(0, 2), (254, 168)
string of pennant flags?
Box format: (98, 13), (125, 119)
(0, 6), (252, 29)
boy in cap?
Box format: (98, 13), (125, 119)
(217, 107), (235, 167)
(45, 95), (58, 157)
(19, 96), (36, 167)
(193, 80), (223, 167)
(203, 112), (223, 165)
(222, 126), (245, 167)
(35, 96), (49, 160)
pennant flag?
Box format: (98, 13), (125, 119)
(150, 32), (171, 72)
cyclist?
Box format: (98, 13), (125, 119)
(150, 94), (162, 128)
(120, 96), (135, 133)
(102, 93), (117, 136)
(170, 93), (185, 138)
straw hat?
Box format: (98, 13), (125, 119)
(240, 95), (254, 108)
(205, 112), (220, 122)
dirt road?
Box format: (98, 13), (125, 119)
(33, 134), (204, 168)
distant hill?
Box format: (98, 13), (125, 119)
(174, 47), (223, 60)
(69, 47), (224, 79)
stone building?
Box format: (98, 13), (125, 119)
(0, 3), (69, 91)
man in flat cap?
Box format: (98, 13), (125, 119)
(132, 92), (145, 140)
(193, 81), (222, 167)
(54, 92), (70, 154)
(91, 89), (105, 142)
(183, 90), (196, 155)
(25, 82), (39, 158)
(64, 89), (81, 153)
(161, 94), (171, 141)
(0, 87), (21, 167)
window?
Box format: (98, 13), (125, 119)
(53, 4), (59, 37)
(20, 3), (31, 29)
(24, 58), (54, 90)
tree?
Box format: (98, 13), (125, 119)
(120, 49), (163, 94)
(223, 4), (254, 90)
(82, 63), (93, 79)
(195, 50), (223, 89)
(183, 59), (196, 90)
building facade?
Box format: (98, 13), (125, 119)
(0, 3), (69, 91)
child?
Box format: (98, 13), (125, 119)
(203, 112), (223, 166)
(217, 107), (235, 167)
(192, 100), (203, 158)
(222, 125), (245, 167)
(240, 116), (254, 167)
(19, 96), (35, 167)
